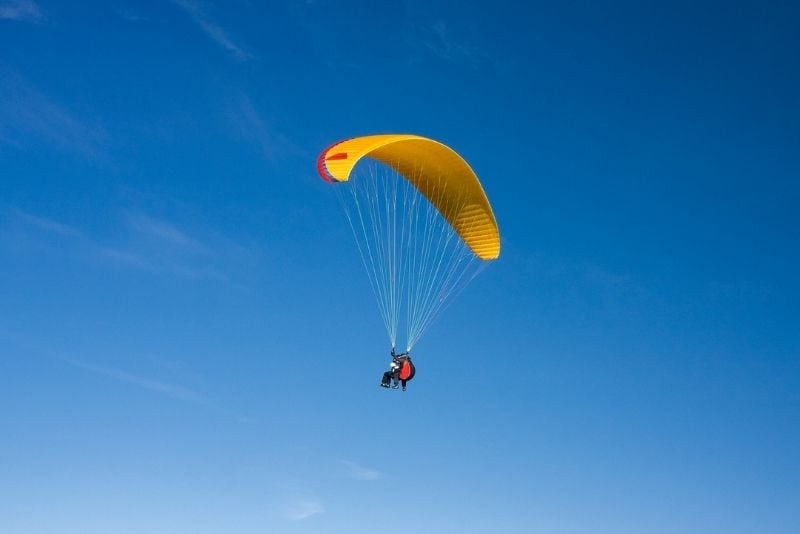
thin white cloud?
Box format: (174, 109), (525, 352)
(340, 459), (383, 481)
(97, 247), (154, 271)
(405, 19), (488, 65)
(0, 68), (106, 158)
(10, 209), (84, 238)
(62, 357), (253, 422)
(64, 358), (206, 404)
(117, 212), (241, 285)
(4, 207), (245, 286)
(126, 212), (210, 254)
(423, 21), (461, 60)
(286, 498), (324, 521)
(173, 0), (252, 61)
(113, 3), (146, 22)
(229, 93), (305, 162)
(0, 0), (41, 22)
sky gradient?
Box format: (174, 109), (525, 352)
(1, 1), (799, 533)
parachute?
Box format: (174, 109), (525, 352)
(318, 134), (500, 351)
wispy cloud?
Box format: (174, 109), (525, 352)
(173, 0), (252, 61)
(4, 207), (248, 287)
(11, 209), (84, 238)
(114, 4), (146, 23)
(97, 247), (153, 271)
(228, 93), (305, 162)
(0, 0), (41, 22)
(340, 459), (383, 481)
(65, 358), (206, 403)
(406, 19), (488, 65)
(0, 68), (106, 158)
(285, 498), (324, 521)
(62, 357), (252, 422)
(109, 211), (238, 284)
(126, 212), (210, 254)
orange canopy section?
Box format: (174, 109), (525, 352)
(317, 134), (500, 260)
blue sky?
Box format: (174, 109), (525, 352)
(1, 1), (799, 532)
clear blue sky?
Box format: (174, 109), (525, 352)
(2, 1), (799, 532)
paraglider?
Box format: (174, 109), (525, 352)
(380, 349), (415, 391)
(317, 134), (500, 388)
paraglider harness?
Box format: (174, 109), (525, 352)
(392, 349), (415, 382)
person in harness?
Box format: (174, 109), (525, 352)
(380, 351), (402, 389)
(380, 349), (415, 391)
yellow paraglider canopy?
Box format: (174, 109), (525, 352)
(317, 134), (500, 260)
